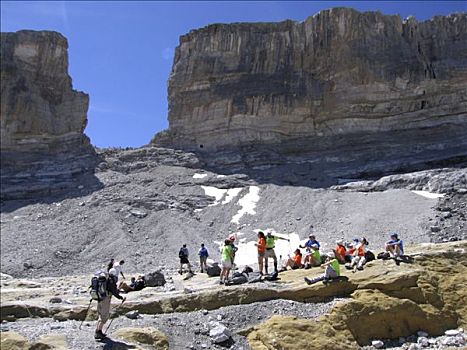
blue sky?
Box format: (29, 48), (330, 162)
(2, 1), (466, 148)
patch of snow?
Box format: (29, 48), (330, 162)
(201, 186), (227, 206)
(231, 186), (260, 224)
(221, 188), (242, 204)
(193, 173), (208, 179)
(216, 175), (226, 178)
(411, 190), (445, 199)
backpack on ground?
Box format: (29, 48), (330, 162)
(365, 250), (376, 262)
(90, 271), (108, 301)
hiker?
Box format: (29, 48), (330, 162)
(303, 243), (321, 268)
(220, 239), (234, 284)
(94, 270), (125, 340)
(111, 260), (125, 280)
(228, 234), (239, 269)
(198, 243), (209, 273)
(118, 275), (145, 293)
(281, 248), (303, 271)
(255, 231), (267, 275)
(333, 239), (347, 264)
(299, 234), (321, 249)
(107, 258), (114, 272)
(264, 231), (290, 274)
(178, 244), (193, 274)
(304, 252), (340, 285)
(385, 233), (404, 258)
(346, 237), (369, 272)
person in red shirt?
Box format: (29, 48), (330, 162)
(255, 231), (267, 275)
(280, 249), (303, 271)
(333, 239), (347, 264)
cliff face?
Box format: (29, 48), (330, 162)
(0, 30), (97, 200)
(153, 8), (467, 174)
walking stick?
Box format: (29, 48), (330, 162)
(104, 298), (125, 334)
(79, 299), (93, 330)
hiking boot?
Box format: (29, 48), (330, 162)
(304, 277), (313, 285)
(94, 330), (106, 340)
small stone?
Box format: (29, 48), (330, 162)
(125, 310), (140, 319)
(417, 331), (428, 337)
(130, 209), (147, 218)
(417, 337), (429, 347)
(217, 314), (223, 321)
(445, 329), (460, 336)
(430, 226), (441, 232)
(442, 336), (459, 346)
(202, 310), (209, 315)
(50, 324), (64, 330)
(371, 340), (384, 348)
(49, 297), (62, 303)
(78, 202), (85, 206)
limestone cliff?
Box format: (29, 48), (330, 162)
(153, 8), (467, 176)
(0, 30), (97, 199)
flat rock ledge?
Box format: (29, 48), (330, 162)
(1, 241), (466, 349)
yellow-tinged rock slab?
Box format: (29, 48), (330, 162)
(0, 331), (30, 350)
(113, 327), (169, 350)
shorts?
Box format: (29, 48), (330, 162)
(221, 260), (232, 269)
(264, 249), (277, 260)
(180, 257), (189, 264)
(97, 296), (111, 323)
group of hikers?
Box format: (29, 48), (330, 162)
(90, 231), (404, 340)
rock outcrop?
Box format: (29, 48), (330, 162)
(153, 8), (467, 177)
(1, 30), (97, 200)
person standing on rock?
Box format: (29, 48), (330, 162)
(112, 260), (125, 280)
(179, 244), (193, 274)
(255, 231), (267, 275)
(94, 271), (125, 340)
(264, 231), (290, 274)
(198, 243), (209, 273)
(107, 258), (114, 272)
(220, 239), (234, 284)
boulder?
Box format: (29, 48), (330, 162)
(209, 322), (232, 344)
(0, 332), (29, 350)
(30, 335), (67, 350)
(206, 263), (221, 277)
(145, 271), (166, 287)
(113, 327), (169, 350)
(125, 310), (140, 320)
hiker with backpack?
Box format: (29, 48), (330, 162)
(304, 251), (340, 285)
(198, 243), (209, 273)
(178, 244), (193, 274)
(91, 270), (126, 340)
(264, 231), (290, 274)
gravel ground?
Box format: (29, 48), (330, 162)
(1, 298), (342, 349)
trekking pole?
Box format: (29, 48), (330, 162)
(104, 298), (125, 334)
(79, 299), (93, 330)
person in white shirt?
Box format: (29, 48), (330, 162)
(112, 260), (125, 280)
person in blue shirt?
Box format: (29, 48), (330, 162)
(300, 234), (321, 249)
(198, 243), (209, 273)
(385, 233), (404, 258)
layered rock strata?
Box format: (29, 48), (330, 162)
(0, 30), (97, 200)
(153, 8), (467, 176)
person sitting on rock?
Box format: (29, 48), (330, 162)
(346, 237), (369, 272)
(303, 244), (321, 268)
(385, 233), (404, 258)
(178, 244), (193, 274)
(280, 248), (303, 271)
(198, 243), (209, 273)
(300, 234), (321, 249)
(255, 231), (267, 275)
(333, 239), (347, 264)
(118, 275), (146, 293)
(304, 252), (340, 285)
(220, 239), (234, 284)
(264, 231), (290, 274)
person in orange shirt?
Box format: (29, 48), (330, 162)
(333, 239), (347, 264)
(280, 249), (303, 271)
(255, 231), (267, 275)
